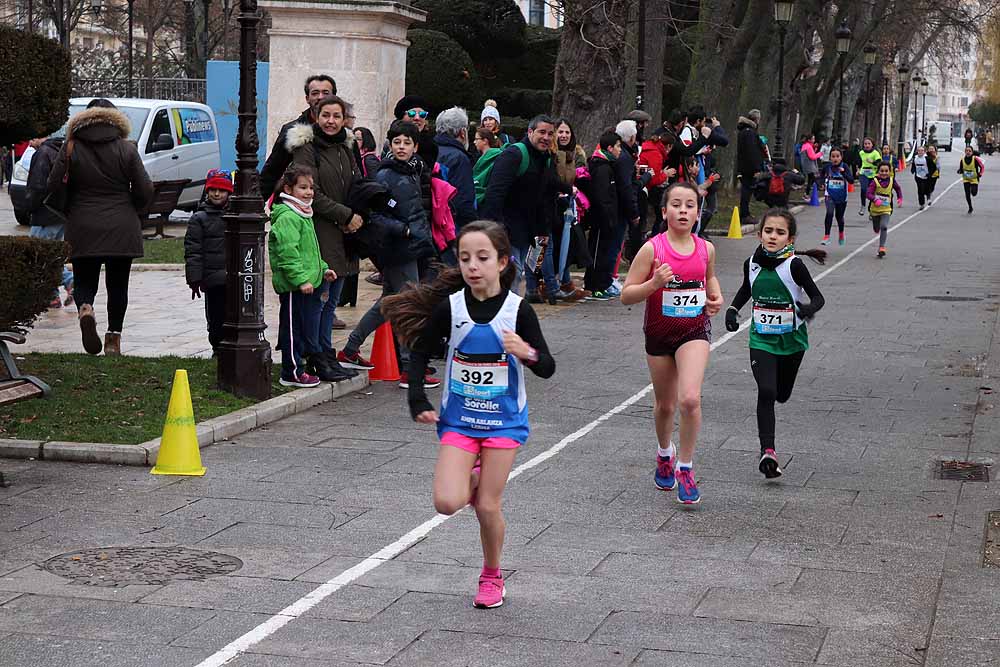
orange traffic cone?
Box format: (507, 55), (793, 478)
(848, 182), (854, 193)
(368, 322), (401, 382)
(898, 157), (905, 171)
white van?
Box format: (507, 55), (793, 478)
(8, 98), (221, 224)
(929, 121), (954, 152)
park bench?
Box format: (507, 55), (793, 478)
(141, 179), (192, 239)
(0, 332), (50, 406)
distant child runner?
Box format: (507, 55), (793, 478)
(818, 147), (854, 245)
(269, 164), (337, 388)
(910, 145), (934, 210)
(856, 138), (881, 215)
(925, 144), (940, 203)
(957, 145), (985, 214)
(185, 169), (232, 355)
(621, 182), (724, 505)
(866, 161), (902, 258)
(725, 209), (826, 477)
(384, 220), (555, 609)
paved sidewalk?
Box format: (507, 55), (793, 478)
(2, 152), (999, 665)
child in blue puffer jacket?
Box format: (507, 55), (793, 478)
(818, 146), (854, 246)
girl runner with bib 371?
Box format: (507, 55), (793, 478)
(621, 182), (724, 505)
(725, 210), (826, 479)
(383, 220), (555, 610)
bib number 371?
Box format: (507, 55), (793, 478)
(753, 304), (794, 335)
(662, 288), (706, 318)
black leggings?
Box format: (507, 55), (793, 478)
(915, 178), (932, 206)
(751, 348), (805, 451)
(824, 200), (846, 235)
(72, 257), (134, 332)
(964, 182), (979, 210)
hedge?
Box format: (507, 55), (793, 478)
(406, 29), (481, 115)
(0, 26), (71, 146)
(412, 0), (526, 61)
(0, 237), (69, 336)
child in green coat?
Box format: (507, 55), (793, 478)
(269, 164), (336, 387)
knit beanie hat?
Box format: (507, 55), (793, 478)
(205, 168), (233, 193)
(481, 99), (501, 124)
(394, 94), (429, 120)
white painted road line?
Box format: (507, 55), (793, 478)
(193, 178), (961, 667)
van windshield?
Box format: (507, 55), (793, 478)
(53, 105), (151, 141)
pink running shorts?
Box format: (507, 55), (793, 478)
(440, 431), (521, 454)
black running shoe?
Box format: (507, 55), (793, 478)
(759, 449), (783, 479)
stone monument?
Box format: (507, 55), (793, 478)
(260, 0), (426, 151)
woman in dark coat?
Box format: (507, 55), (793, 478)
(48, 99), (154, 356)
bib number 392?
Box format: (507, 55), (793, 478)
(450, 352), (509, 399)
(753, 304), (794, 335)
(662, 288), (706, 318)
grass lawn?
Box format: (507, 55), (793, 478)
(710, 189), (770, 230)
(136, 237), (185, 264)
(0, 354), (290, 445)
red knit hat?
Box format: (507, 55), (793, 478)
(205, 169), (233, 193)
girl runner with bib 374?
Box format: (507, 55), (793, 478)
(383, 220), (555, 610)
(621, 182), (724, 505)
(725, 209), (826, 478)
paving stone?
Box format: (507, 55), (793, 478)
(815, 628), (931, 666)
(168, 609), (273, 649)
(589, 610), (827, 663)
(927, 573), (1000, 640)
(923, 636), (1000, 667)
(529, 523), (758, 560)
(137, 575), (317, 614)
(0, 565), (163, 602)
(633, 649), (814, 666)
(506, 570), (708, 614)
(592, 552), (801, 591)
(231, 654), (359, 667)
(0, 633), (210, 667)
(164, 497), (345, 529)
(251, 617), (423, 664)
(385, 629), (638, 666)
(301, 584), (404, 622)
(749, 540), (945, 575)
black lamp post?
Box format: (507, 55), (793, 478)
(881, 69), (889, 145)
(126, 0), (135, 97)
(223, 0), (232, 60)
(920, 79), (929, 141)
(863, 45), (877, 138)
(202, 0), (213, 66)
(773, 0), (795, 158)
(834, 19), (852, 143)
(897, 63), (910, 165)
(635, 0), (646, 109)
(911, 73), (921, 146)
(217, 0), (272, 399)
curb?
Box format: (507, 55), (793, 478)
(0, 374), (370, 467)
(131, 263), (185, 272)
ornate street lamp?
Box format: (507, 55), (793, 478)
(636, 0), (646, 109)
(911, 74), (922, 145)
(834, 19), (852, 143)
(920, 78), (929, 141)
(897, 62), (911, 164)
(773, 0), (795, 158)
(863, 45), (877, 138)
(217, 0), (272, 399)
(126, 0), (136, 97)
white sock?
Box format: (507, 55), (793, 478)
(677, 460), (693, 470)
(657, 442), (675, 459)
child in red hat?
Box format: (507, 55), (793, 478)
(184, 169), (233, 354)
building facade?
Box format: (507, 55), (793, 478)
(516, 0), (562, 29)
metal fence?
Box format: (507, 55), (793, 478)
(72, 78), (207, 103)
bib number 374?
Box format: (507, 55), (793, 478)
(662, 288), (706, 318)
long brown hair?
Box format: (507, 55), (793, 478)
(382, 221), (517, 346)
(758, 208), (827, 264)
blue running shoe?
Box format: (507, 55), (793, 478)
(654, 454), (676, 490)
(675, 467), (701, 504)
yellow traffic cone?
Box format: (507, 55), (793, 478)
(727, 206), (743, 239)
(151, 370), (206, 476)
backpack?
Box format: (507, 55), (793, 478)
(768, 171), (785, 197)
(473, 143), (532, 207)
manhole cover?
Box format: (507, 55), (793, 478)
(985, 512), (1000, 569)
(42, 546), (243, 587)
(936, 460), (990, 482)
(916, 296), (983, 302)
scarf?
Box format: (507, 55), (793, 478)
(761, 243), (794, 260)
(280, 192), (313, 218)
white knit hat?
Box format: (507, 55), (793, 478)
(481, 99), (501, 124)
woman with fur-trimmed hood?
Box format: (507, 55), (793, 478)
(47, 98), (154, 356)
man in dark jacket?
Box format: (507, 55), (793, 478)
(433, 107), (476, 229)
(737, 109), (766, 224)
(480, 114), (557, 292)
(614, 120), (644, 280)
(584, 131), (622, 299)
(260, 74), (336, 198)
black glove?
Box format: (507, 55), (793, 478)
(725, 307), (739, 332)
(795, 300), (818, 321)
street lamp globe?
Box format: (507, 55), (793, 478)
(835, 20), (852, 54)
(863, 45), (877, 66)
(898, 63), (911, 84)
(921, 79), (929, 92)
(774, 0), (795, 24)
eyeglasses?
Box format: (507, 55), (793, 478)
(406, 109), (429, 119)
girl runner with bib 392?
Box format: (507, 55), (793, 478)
(383, 220), (555, 610)
(621, 182), (724, 505)
(725, 210), (826, 479)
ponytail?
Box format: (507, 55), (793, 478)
(797, 248), (827, 264)
(381, 221), (517, 347)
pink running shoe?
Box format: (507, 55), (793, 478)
(474, 574), (505, 609)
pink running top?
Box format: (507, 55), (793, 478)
(643, 232), (710, 339)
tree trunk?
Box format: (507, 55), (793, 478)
(552, 0), (634, 147)
(642, 0), (669, 125)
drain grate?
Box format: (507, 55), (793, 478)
(43, 546), (243, 587)
(916, 296), (983, 302)
(936, 460), (990, 482)
(984, 512), (1000, 569)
